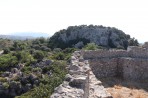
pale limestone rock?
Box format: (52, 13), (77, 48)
(69, 65), (80, 71)
(51, 51), (112, 98)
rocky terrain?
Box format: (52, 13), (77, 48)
(0, 60), (52, 97)
(49, 25), (138, 49)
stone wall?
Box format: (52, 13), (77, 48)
(50, 51), (112, 98)
(83, 50), (128, 59)
(87, 57), (148, 80)
(121, 58), (148, 80)
(83, 42), (148, 59)
(83, 42), (148, 80)
(51, 42), (148, 97)
(89, 58), (118, 79)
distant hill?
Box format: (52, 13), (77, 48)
(11, 32), (49, 38)
(0, 35), (33, 40)
(0, 32), (50, 40)
(49, 25), (138, 49)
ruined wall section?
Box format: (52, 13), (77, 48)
(83, 43), (148, 80)
(51, 51), (112, 98)
(83, 50), (128, 59)
(88, 58), (118, 79)
(128, 46), (148, 58)
(83, 42), (148, 59)
(121, 58), (148, 80)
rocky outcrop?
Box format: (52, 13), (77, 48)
(49, 25), (132, 49)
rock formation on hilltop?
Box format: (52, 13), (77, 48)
(49, 25), (138, 49)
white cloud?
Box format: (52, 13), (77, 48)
(0, 0), (148, 42)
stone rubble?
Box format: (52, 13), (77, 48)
(51, 51), (112, 98)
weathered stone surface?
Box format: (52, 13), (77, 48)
(51, 51), (111, 98)
(89, 72), (112, 98)
(69, 77), (86, 88)
(11, 68), (19, 73)
(65, 74), (73, 82)
(69, 65), (80, 71)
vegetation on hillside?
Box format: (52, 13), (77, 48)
(0, 37), (76, 98)
(49, 25), (139, 49)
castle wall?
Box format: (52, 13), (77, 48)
(121, 58), (148, 80)
(83, 50), (128, 59)
(128, 46), (148, 58)
(89, 58), (118, 79)
(83, 44), (148, 80)
(83, 44), (148, 59)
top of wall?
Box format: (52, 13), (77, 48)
(83, 42), (148, 59)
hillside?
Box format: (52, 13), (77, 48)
(0, 32), (49, 40)
(0, 38), (71, 98)
(11, 32), (49, 38)
(0, 35), (33, 40)
(0, 38), (14, 50)
(49, 25), (138, 49)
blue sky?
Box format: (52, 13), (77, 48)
(0, 0), (148, 43)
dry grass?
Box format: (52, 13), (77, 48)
(107, 85), (148, 98)
(114, 85), (122, 89)
(100, 77), (148, 98)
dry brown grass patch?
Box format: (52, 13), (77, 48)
(114, 84), (122, 89)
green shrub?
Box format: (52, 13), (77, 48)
(2, 82), (9, 89)
(14, 51), (34, 63)
(63, 48), (76, 54)
(83, 43), (99, 50)
(32, 67), (42, 72)
(0, 77), (7, 82)
(16, 61), (67, 98)
(33, 51), (45, 61)
(3, 48), (10, 54)
(0, 54), (18, 71)
(21, 66), (32, 74)
(53, 48), (62, 53)
(54, 52), (65, 60)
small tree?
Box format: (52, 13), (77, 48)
(3, 48), (10, 54)
(33, 51), (45, 61)
(83, 43), (99, 50)
(54, 52), (65, 60)
(128, 38), (139, 46)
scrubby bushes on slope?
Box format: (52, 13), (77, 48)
(15, 61), (67, 98)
